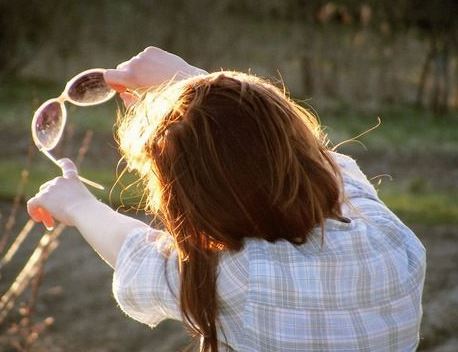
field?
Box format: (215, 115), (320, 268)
(0, 79), (457, 351)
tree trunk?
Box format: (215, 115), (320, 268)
(416, 38), (435, 108)
(430, 38), (442, 115)
(301, 55), (315, 96)
(439, 41), (451, 114)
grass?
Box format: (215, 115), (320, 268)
(1, 157), (457, 226)
(1, 79), (457, 226)
(379, 190), (458, 226)
(319, 103), (458, 153)
(0, 160), (111, 200)
(0, 158), (147, 210)
(2, 78), (457, 149)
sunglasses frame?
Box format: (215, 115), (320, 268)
(31, 68), (117, 190)
(31, 68), (116, 151)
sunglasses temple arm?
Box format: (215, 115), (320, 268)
(75, 175), (105, 190)
(40, 149), (105, 190)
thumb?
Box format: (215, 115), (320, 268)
(37, 207), (55, 231)
(120, 92), (139, 108)
(104, 69), (130, 91)
(57, 158), (78, 179)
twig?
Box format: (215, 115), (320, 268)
(75, 130), (93, 167)
(0, 169), (30, 255)
(0, 128), (94, 330)
(22, 248), (47, 352)
(0, 224), (65, 325)
(0, 220), (35, 272)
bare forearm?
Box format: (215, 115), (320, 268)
(71, 199), (150, 268)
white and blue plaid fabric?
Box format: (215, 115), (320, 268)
(113, 152), (426, 351)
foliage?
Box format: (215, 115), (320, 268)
(0, 0), (55, 77)
(1, 1), (457, 112)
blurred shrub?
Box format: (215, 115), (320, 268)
(1, 0), (457, 112)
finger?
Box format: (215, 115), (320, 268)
(143, 46), (157, 53)
(143, 46), (172, 58)
(39, 180), (54, 192)
(110, 83), (126, 93)
(37, 207), (54, 231)
(27, 198), (42, 222)
(29, 206), (43, 223)
(104, 69), (132, 89)
(57, 158), (78, 179)
(120, 92), (139, 108)
(115, 60), (131, 70)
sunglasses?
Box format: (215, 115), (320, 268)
(31, 68), (117, 190)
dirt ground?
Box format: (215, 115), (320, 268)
(0, 151), (457, 351)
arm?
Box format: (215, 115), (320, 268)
(68, 199), (149, 268)
(28, 159), (182, 326)
(330, 151), (380, 202)
(329, 151), (391, 221)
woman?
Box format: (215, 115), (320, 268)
(27, 47), (426, 351)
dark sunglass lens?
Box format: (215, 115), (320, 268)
(67, 71), (113, 104)
(33, 102), (64, 150)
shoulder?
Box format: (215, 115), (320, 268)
(225, 220), (426, 308)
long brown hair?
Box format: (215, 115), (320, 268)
(117, 72), (343, 351)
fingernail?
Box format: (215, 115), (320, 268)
(110, 83), (127, 93)
(38, 208), (55, 231)
(30, 208), (42, 222)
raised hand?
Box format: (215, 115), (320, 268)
(104, 46), (206, 91)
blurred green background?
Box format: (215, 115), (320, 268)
(0, 1), (457, 351)
(1, 0), (457, 222)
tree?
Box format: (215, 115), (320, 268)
(370, 0), (458, 113)
(0, 0), (57, 79)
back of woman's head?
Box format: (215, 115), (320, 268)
(117, 71), (342, 351)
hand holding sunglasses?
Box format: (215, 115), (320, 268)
(27, 158), (98, 231)
(104, 46), (206, 89)
(31, 68), (128, 230)
(31, 68), (121, 190)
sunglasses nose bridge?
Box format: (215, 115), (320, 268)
(56, 93), (67, 104)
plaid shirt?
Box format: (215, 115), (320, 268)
(113, 152), (426, 351)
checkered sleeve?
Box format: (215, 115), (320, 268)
(331, 151), (380, 202)
(113, 227), (181, 327)
(330, 151), (407, 226)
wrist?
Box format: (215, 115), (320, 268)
(66, 197), (103, 227)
